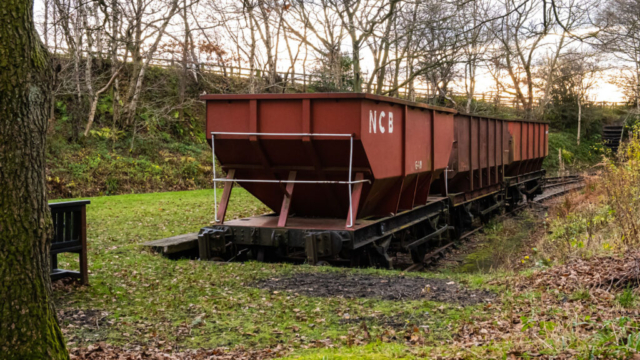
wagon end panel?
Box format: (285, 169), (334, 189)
(525, 122), (535, 172)
(403, 106), (432, 177)
(488, 119), (497, 185)
(506, 121), (522, 176)
(360, 100), (404, 179)
(535, 122), (547, 171)
(545, 124), (549, 157)
(502, 121), (510, 166)
(439, 114), (470, 195)
(507, 121), (522, 163)
(433, 111), (454, 172)
(398, 106), (433, 210)
(454, 115), (470, 173)
(357, 99), (406, 217)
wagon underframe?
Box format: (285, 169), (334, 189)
(198, 197), (450, 268)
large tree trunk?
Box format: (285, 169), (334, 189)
(0, 0), (68, 359)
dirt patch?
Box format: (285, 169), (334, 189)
(255, 272), (494, 305)
(53, 277), (85, 291)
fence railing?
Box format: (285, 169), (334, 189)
(48, 47), (631, 110)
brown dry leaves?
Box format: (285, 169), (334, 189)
(69, 343), (286, 360)
(440, 252), (640, 358)
(510, 251), (640, 295)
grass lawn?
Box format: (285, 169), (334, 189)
(51, 189), (491, 355)
(51, 188), (640, 359)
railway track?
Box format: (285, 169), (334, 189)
(404, 176), (586, 271)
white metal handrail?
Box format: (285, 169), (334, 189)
(212, 179), (370, 184)
(211, 131), (369, 227)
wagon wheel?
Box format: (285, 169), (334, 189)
(509, 187), (522, 208)
(410, 243), (428, 265)
(256, 247), (266, 262)
(366, 236), (394, 269)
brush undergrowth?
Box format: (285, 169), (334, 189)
(541, 127), (640, 261)
(454, 212), (539, 273)
(542, 131), (605, 175)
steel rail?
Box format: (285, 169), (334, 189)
(405, 177), (586, 271)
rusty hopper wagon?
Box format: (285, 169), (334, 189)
(198, 93), (548, 268)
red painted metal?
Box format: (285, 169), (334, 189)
(505, 120), (547, 176)
(277, 171), (296, 227)
(438, 114), (509, 195)
(203, 93), (549, 223)
(432, 113), (548, 199)
(217, 169), (235, 224)
(203, 93), (456, 221)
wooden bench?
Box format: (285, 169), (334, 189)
(49, 200), (90, 285)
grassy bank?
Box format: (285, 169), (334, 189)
(542, 130), (605, 175)
(46, 62), (238, 199)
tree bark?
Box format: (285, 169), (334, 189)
(126, 0), (180, 124)
(179, 0), (189, 123)
(0, 0), (68, 359)
(84, 67), (123, 137)
(110, 0), (121, 128)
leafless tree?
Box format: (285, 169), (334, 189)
(285, 0), (347, 90)
(555, 51), (603, 144)
(124, 0), (181, 125)
(596, 0), (640, 109)
(325, 0), (400, 92)
(459, 0), (494, 112)
(491, 0), (552, 118)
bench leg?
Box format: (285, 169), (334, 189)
(80, 206), (89, 285)
(51, 252), (58, 270)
